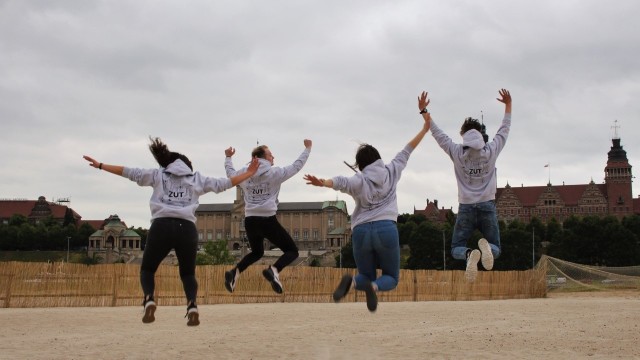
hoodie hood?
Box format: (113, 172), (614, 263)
(462, 129), (485, 150)
(255, 158), (272, 176)
(164, 159), (193, 176)
(361, 159), (389, 186)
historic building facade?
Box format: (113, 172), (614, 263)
(88, 214), (142, 263)
(195, 187), (350, 251)
(0, 196), (81, 225)
(496, 135), (639, 224)
(413, 199), (454, 224)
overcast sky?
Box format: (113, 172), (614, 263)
(2, 0), (639, 229)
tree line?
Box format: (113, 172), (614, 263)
(336, 213), (640, 270)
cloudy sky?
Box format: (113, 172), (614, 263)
(2, 0), (639, 228)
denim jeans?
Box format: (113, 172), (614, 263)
(351, 220), (400, 292)
(451, 201), (501, 261)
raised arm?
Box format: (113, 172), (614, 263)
(83, 155), (124, 176)
(407, 91), (432, 149)
(224, 147), (238, 177)
(497, 88), (511, 114)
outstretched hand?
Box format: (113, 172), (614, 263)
(418, 91), (430, 111)
(303, 174), (324, 187)
(225, 147), (235, 157)
(304, 139), (312, 148)
(83, 155), (100, 169)
(497, 88), (511, 105)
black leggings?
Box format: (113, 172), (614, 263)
(236, 216), (299, 273)
(140, 217), (198, 303)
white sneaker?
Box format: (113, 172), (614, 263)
(142, 299), (156, 324)
(262, 266), (283, 294)
(465, 250), (481, 282)
(186, 305), (199, 326)
(225, 268), (239, 293)
(478, 238), (494, 270)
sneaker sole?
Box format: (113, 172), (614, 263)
(478, 238), (494, 270)
(465, 250), (481, 283)
(363, 281), (378, 313)
(262, 269), (283, 294)
(187, 312), (200, 326)
(224, 271), (235, 293)
(142, 303), (156, 324)
(333, 275), (352, 302)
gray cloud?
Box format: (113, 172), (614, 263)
(1, 0), (639, 227)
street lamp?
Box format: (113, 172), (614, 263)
(67, 236), (71, 263)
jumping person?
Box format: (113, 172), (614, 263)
(303, 92), (431, 312)
(223, 139), (312, 294)
(429, 89), (512, 282)
(83, 137), (258, 326)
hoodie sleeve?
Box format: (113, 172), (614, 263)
(224, 157), (241, 178)
(430, 120), (457, 161)
(122, 167), (159, 187)
(276, 147), (311, 182)
(388, 145), (413, 178)
(201, 175), (233, 194)
(488, 113), (511, 155)
(331, 174), (364, 197)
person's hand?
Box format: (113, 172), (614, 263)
(83, 155), (100, 169)
(418, 91), (430, 111)
(247, 157), (259, 174)
(303, 174), (324, 187)
(304, 139), (312, 148)
(497, 88), (511, 105)
(225, 147), (235, 157)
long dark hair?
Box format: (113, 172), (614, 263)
(353, 144), (381, 171)
(148, 137), (193, 170)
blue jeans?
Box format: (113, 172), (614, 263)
(351, 220), (400, 292)
(451, 201), (501, 261)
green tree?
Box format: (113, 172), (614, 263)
(406, 221), (448, 270)
(196, 240), (235, 265)
(335, 240), (356, 268)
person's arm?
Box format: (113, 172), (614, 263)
(224, 147), (239, 177)
(303, 174), (333, 188)
(83, 155), (124, 176)
(229, 157), (259, 186)
(407, 91), (432, 149)
(279, 139), (312, 181)
(497, 88), (511, 114)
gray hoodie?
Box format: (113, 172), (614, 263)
(123, 159), (233, 223)
(332, 145), (415, 229)
(225, 148), (310, 217)
(430, 114), (511, 204)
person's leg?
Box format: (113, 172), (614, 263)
(478, 200), (501, 259)
(351, 223), (376, 290)
(172, 219), (199, 305)
(451, 204), (476, 260)
(370, 220), (400, 292)
(265, 216), (299, 272)
(140, 218), (173, 323)
(171, 219), (200, 326)
(235, 217), (266, 272)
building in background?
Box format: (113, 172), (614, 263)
(87, 214), (141, 263)
(496, 132), (639, 224)
(195, 188), (350, 252)
(413, 199), (454, 224)
(0, 196), (81, 226)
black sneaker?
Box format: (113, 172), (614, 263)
(185, 303), (200, 326)
(225, 268), (239, 293)
(333, 274), (353, 302)
(142, 297), (156, 324)
(262, 266), (283, 294)
(362, 280), (378, 313)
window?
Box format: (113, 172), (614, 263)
(293, 230), (299, 240)
(207, 231), (213, 240)
(216, 230), (222, 240)
(303, 230), (309, 240)
(313, 229), (319, 240)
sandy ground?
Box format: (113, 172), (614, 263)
(1, 291), (639, 360)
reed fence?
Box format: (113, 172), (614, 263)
(0, 261), (547, 308)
